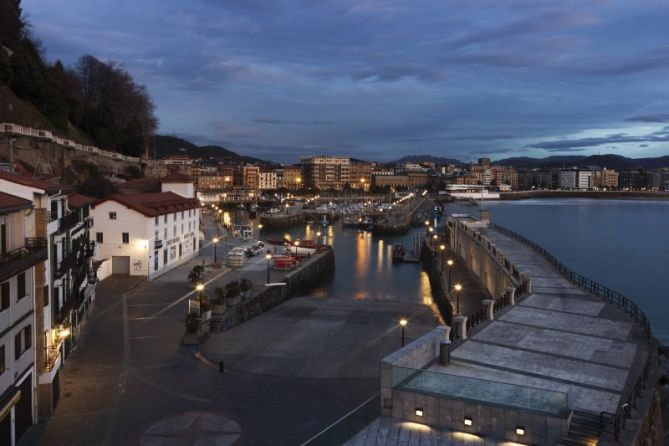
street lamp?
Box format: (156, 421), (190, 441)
(454, 283), (462, 315)
(447, 259), (454, 290)
(213, 237), (219, 264)
(265, 252), (272, 284)
(399, 318), (408, 347)
(258, 223), (264, 241)
(294, 240), (300, 258)
(439, 244), (446, 272)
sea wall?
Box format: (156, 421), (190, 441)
(501, 190), (669, 200)
(447, 218), (529, 300)
(210, 249), (335, 332)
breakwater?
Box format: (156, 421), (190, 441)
(501, 190), (669, 200)
(210, 249), (335, 332)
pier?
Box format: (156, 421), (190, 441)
(328, 213), (661, 446)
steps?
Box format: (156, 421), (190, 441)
(557, 411), (601, 446)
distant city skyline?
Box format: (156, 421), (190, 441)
(24, 0), (669, 163)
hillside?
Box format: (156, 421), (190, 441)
(495, 154), (669, 170)
(151, 135), (264, 164)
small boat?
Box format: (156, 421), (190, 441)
(320, 215), (330, 227)
(305, 217), (315, 225)
(392, 244), (406, 263)
(273, 256), (297, 270)
(342, 217), (357, 228)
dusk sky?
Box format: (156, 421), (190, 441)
(24, 0), (669, 163)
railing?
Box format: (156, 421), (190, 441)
(490, 223), (652, 338)
(466, 307), (486, 331)
(599, 348), (654, 442)
(1, 122), (141, 163)
(300, 393), (380, 446)
(0, 237), (48, 282)
(58, 210), (82, 232)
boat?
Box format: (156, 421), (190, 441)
(392, 244), (406, 263)
(273, 256), (297, 270)
(266, 237), (290, 245)
(320, 215), (330, 227)
(342, 217), (358, 228)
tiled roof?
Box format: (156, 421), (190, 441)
(117, 177), (161, 194)
(0, 170), (62, 193)
(67, 193), (96, 208)
(95, 192), (199, 217)
(0, 192), (32, 213)
(161, 172), (193, 183)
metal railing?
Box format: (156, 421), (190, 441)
(300, 393), (380, 446)
(0, 237), (48, 282)
(490, 223), (652, 338)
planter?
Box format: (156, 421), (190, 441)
(212, 304), (226, 314)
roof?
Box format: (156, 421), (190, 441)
(160, 172), (193, 183)
(67, 193), (96, 208)
(117, 177), (161, 194)
(0, 192), (32, 213)
(0, 170), (62, 193)
(95, 192), (199, 218)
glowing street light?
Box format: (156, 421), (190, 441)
(213, 237), (219, 264)
(399, 318), (408, 347)
(265, 252), (272, 284)
(258, 223), (264, 241)
(447, 259), (454, 289)
(454, 283), (462, 315)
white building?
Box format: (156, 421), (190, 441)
(558, 170), (577, 189)
(577, 170), (593, 190)
(258, 170), (277, 190)
(91, 179), (200, 281)
(0, 171), (98, 422)
(0, 191), (45, 445)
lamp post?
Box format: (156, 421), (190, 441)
(439, 244), (446, 272)
(294, 240), (300, 258)
(194, 283), (205, 315)
(447, 259), (454, 290)
(454, 283), (462, 315)
(258, 223), (263, 241)
(213, 237), (219, 264)
(265, 252), (272, 284)
(399, 318), (408, 347)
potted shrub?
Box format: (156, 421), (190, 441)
(240, 278), (253, 299)
(212, 287), (226, 313)
(188, 265), (204, 284)
(200, 293), (212, 321)
(183, 312), (200, 345)
(225, 281), (242, 306)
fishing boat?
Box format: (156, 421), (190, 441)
(273, 256), (297, 270)
(392, 244), (406, 263)
(342, 217), (358, 228)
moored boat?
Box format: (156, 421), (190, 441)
(392, 243), (406, 263)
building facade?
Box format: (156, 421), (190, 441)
(301, 156), (350, 190)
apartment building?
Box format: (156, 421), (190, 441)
(301, 156), (350, 190)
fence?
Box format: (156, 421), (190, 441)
(300, 394), (380, 446)
(1, 122), (141, 164)
(490, 223), (652, 338)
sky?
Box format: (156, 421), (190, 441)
(23, 0), (669, 163)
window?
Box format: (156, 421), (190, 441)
(14, 325), (31, 360)
(1, 282), (9, 311)
(164, 215), (167, 223)
(181, 211), (184, 219)
(109, 212), (117, 220)
(164, 228), (167, 240)
(122, 233), (129, 244)
(155, 216), (159, 225)
(173, 226), (176, 237)
(17, 272), (25, 299)
(181, 224), (184, 234)
(0, 345), (4, 375)
(154, 230), (159, 240)
(96, 232), (104, 243)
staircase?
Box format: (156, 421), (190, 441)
(557, 411), (601, 446)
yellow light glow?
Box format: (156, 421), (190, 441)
(213, 237), (219, 243)
(439, 244), (446, 251)
(454, 284), (462, 292)
(196, 284), (205, 292)
(515, 426), (525, 436)
(399, 319), (408, 327)
(399, 421), (432, 433)
(447, 259), (454, 266)
(265, 254), (272, 260)
(415, 408), (424, 417)
(463, 416), (473, 426)
(57, 328), (70, 339)
(258, 224), (263, 229)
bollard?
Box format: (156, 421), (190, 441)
(219, 360), (225, 373)
(439, 340), (451, 366)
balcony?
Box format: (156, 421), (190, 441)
(59, 210), (82, 232)
(0, 237), (48, 282)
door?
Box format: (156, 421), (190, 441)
(111, 256), (130, 275)
(14, 374), (32, 443)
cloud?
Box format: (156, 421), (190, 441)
(254, 118), (334, 126)
(579, 46), (669, 76)
(527, 130), (669, 151)
(209, 121), (263, 139)
(626, 114), (669, 123)
(351, 65), (446, 83)
(469, 148), (515, 155)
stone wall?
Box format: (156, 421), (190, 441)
(448, 218), (529, 300)
(211, 249), (335, 332)
(0, 135), (140, 182)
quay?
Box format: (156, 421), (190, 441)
(317, 211), (662, 446)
